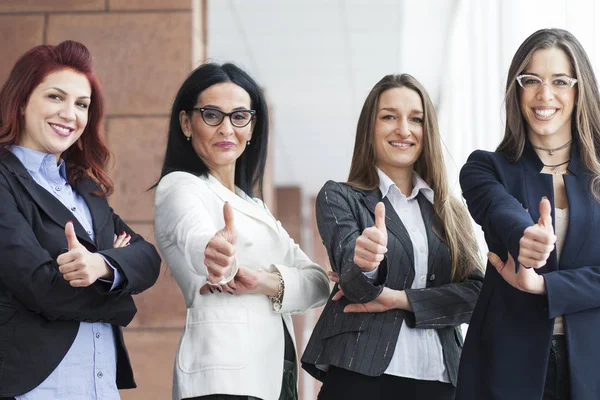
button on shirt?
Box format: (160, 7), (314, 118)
(364, 168), (449, 382)
(11, 146), (121, 400)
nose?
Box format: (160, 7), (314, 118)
(396, 119), (411, 138)
(218, 116), (235, 137)
(58, 102), (76, 122)
(536, 82), (554, 101)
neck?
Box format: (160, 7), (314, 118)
(209, 165), (236, 192)
(528, 132), (572, 166)
(379, 165), (413, 197)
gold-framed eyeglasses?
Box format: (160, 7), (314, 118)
(516, 74), (578, 92)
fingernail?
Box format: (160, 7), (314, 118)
(121, 231), (126, 236)
(542, 196), (548, 200)
(67, 220), (72, 224)
(229, 292), (234, 295)
(209, 288), (214, 293)
(126, 243), (130, 246)
(231, 287), (237, 291)
(216, 287), (222, 293)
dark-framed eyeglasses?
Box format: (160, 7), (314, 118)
(191, 107), (256, 128)
(516, 74), (578, 93)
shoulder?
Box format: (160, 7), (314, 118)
(156, 171), (208, 195)
(317, 180), (364, 201)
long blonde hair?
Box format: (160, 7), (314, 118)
(499, 28), (600, 201)
(347, 74), (482, 281)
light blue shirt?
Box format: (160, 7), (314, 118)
(11, 146), (121, 400)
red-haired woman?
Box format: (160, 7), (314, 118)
(0, 41), (160, 399)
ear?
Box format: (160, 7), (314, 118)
(179, 110), (192, 139)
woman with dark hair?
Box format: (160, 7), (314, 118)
(456, 28), (600, 400)
(0, 41), (161, 399)
(301, 74), (483, 400)
(153, 63), (329, 400)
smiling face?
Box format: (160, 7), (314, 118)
(180, 82), (254, 176)
(519, 47), (577, 144)
(373, 87), (424, 177)
(19, 69), (91, 160)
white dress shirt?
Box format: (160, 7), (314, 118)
(364, 168), (450, 382)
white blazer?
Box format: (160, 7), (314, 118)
(154, 171), (330, 400)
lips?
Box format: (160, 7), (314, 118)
(532, 108), (559, 120)
(389, 141), (414, 149)
(215, 141), (236, 149)
(49, 122), (74, 137)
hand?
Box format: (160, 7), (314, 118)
(354, 202), (388, 272)
(488, 252), (546, 294)
(199, 265), (259, 295)
(113, 231), (130, 248)
(57, 221), (112, 287)
(328, 270), (411, 312)
(518, 197), (556, 268)
(205, 202), (237, 284)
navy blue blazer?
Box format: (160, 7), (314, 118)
(455, 142), (600, 400)
(0, 152), (161, 397)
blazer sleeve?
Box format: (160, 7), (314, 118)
(96, 209), (161, 295)
(154, 177), (234, 282)
(0, 175), (136, 326)
(270, 219), (330, 314)
(403, 268), (484, 329)
(460, 150), (535, 270)
(315, 180), (387, 303)
(544, 267), (600, 317)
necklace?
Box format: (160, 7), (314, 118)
(532, 139), (572, 156)
(553, 169), (568, 176)
(543, 159), (570, 169)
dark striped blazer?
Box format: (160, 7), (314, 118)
(301, 180), (483, 386)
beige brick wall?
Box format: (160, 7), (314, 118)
(0, 1), (199, 398)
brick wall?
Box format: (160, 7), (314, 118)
(0, 1), (199, 398)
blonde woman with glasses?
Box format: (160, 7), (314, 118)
(456, 28), (600, 400)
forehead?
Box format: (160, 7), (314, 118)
(198, 82), (251, 108)
(378, 87), (423, 111)
(36, 68), (91, 97)
(526, 47), (573, 75)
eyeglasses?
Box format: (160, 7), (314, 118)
(516, 74), (578, 92)
(191, 107), (256, 128)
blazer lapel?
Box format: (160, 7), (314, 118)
(75, 179), (108, 247)
(417, 193), (441, 276)
(360, 188), (415, 270)
(558, 145), (593, 268)
(0, 153), (95, 247)
(204, 173), (279, 234)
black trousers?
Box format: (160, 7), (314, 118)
(317, 366), (455, 400)
(543, 335), (571, 400)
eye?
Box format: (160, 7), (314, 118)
(410, 117), (424, 124)
(48, 94), (63, 101)
(76, 102), (89, 109)
(553, 78), (569, 86)
(203, 111), (220, 120)
(381, 114), (396, 120)
(523, 78), (541, 85)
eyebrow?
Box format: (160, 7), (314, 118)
(379, 107), (423, 114)
(201, 105), (251, 111)
(521, 72), (572, 78)
(48, 87), (91, 100)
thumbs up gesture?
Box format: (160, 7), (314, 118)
(205, 202), (238, 284)
(354, 202), (388, 272)
(518, 197), (557, 269)
(57, 221), (112, 287)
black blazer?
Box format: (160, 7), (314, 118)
(0, 152), (161, 397)
(301, 181), (483, 386)
(456, 143), (600, 400)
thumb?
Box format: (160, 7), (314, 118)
(222, 202), (237, 244)
(487, 252), (505, 271)
(375, 202), (386, 233)
(538, 197), (553, 232)
(65, 221), (80, 250)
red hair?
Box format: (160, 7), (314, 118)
(0, 40), (113, 196)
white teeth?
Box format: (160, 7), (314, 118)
(50, 123), (71, 133)
(534, 109), (557, 118)
(389, 141), (412, 148)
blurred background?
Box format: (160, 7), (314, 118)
(1, 0), (600, 398)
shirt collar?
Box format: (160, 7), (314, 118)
(10, 145), (67, 180)
(376, 167), (434, 204)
